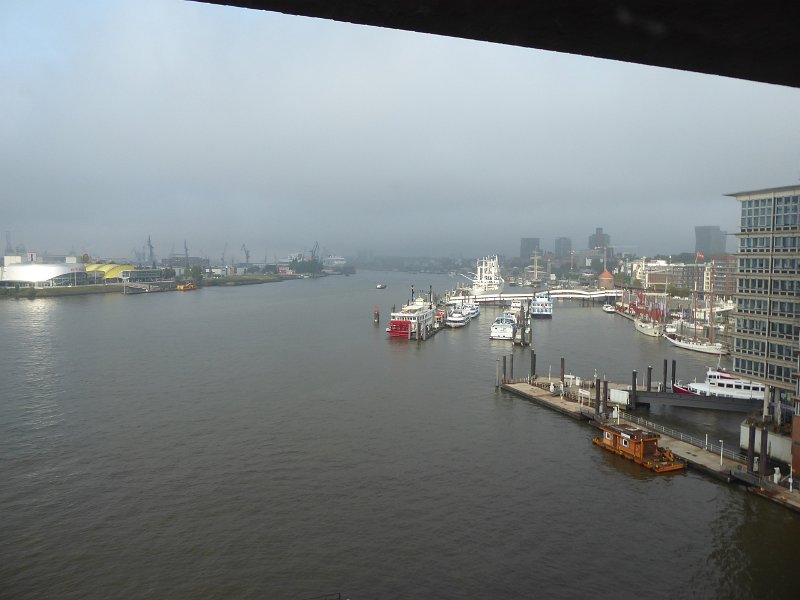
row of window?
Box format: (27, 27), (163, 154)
(771, 301), (799, 318)
(767, 364), (794, 385)
(768, 342), (795, 362)
(737, 257), (800, 273)
(740, 195), (799, 231)
(736, 278), (800, 296)
(735, 298), (769, 314)
(770, 321), (799, 340)
(735, 317), (799, 336)
(739, 236), (800, 252)
(736, 317), (767, 335)
(775, 196), (800, 230)
(734, 338), (767, 356)
(734, 357), (766, 379)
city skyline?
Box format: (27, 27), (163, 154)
(2, 1), (799, 260)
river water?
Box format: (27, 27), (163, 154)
(1, 272), (797, 599)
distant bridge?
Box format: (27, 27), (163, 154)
(467, 289), (622, 304)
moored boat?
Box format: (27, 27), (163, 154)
(592, 422), (686, 473)
(462, 303), (480, 319)
(445, 310), (470, 328)
(376, 283), (387, 289)
(602, 304), (615, 313)
(176, 281), (198, 291)
(662, 333), (729, 355)
(387, 297), (436, 339)
(672, 368), (764, 399)
(634, 318), (662, 337)
(489, 315), (517, 340)
(530, 292), (553, 318)
(462, 255), (505, 296)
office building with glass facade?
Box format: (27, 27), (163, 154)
(729, 185), (799, 409)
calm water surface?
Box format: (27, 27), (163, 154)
(1, 272), (797, 599)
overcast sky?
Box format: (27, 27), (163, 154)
(2, 0), (799, 262)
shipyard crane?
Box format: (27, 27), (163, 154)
(147, 235), (155, 267)
(184, 240), (189, 266)
(308, 241), (319, 262)
(220, 242), (227, 266)
(241, 243), (250, 266)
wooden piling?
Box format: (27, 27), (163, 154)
(631, 370), (638, 408)
(560, 357), (565, 383)
(646, 365), (652, 392)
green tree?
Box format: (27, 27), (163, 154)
(189, 265), (204, 281)
(162, 267), (176, 280)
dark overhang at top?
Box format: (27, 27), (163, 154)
(190, 1), (800, 89)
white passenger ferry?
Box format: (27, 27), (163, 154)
(672, 369), (765, 400)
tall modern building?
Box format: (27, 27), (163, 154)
(588, 227), (610, 250)
(695, 225), (728, 256)
(520, 237), (540, 260)
(554, 237), (572, 259)
(729, 185), (798, 415)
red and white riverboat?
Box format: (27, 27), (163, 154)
(387, 297), (437, 339)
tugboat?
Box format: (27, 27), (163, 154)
(592, 422), (686, 473)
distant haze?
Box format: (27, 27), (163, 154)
(2, 0), (799, 261)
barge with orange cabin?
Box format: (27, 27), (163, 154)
(593, 421), (686, 473)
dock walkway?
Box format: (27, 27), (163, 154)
(501, 379), (800, 514)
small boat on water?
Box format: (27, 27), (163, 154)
(376, 283), (387, 289)
(593, 422), (686, 473)
(673, 368), (764, 399)
(634, 318), (662, 337)
(176, 281), (198, 291)
(662, 333), (728, 355)
(602, 304), (615, 313)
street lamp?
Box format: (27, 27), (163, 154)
(719, 439), (724, 466)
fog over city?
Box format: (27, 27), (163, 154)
(2, 0), (799, 261)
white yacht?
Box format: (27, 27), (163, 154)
(602, 304), (616, 313)
(446, 310), (470, 328)
(462, 303), (480, 319)
(490, 315), (517, 340)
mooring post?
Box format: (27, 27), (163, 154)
(594, 378), (601, 416)
(671, 359), (677, 389)
(496, 358), (500, 389)
(560, 357), (565, 383)
(531, 350), (536, 379)
(602, 379), (609, 414)
(646, 366), (652, 392)
(502, 356), (507, 384)
(510, 354), (514, 380)
(631, 370), (638, 408)
(747, 423), (756, 474)
(663, 359), (668, 392)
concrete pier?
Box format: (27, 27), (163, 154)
(500, 379), (800, 514)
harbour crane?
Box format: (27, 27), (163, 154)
(241, 243), (250, 266)
(308, 241), (319, 262)
(221, 242), (227, 266)
(147, 235), (155, 267)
